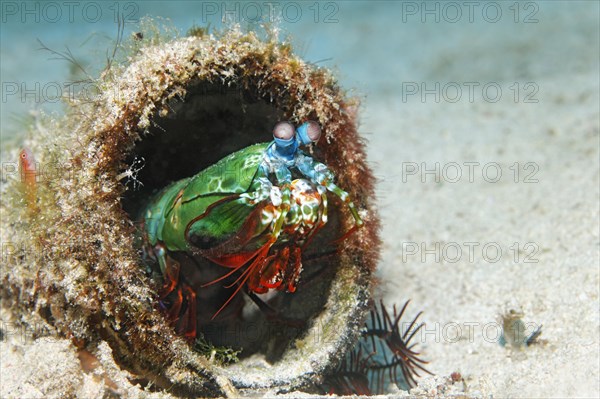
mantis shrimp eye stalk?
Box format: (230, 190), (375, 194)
(273, 121), (295, 140)
(272, 121), (298, 160)
(271, 120), (322, 161)
(297, 120), (322, 145)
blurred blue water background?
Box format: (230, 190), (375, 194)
(1, 1), (598, 142)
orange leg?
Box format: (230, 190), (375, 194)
(284, 246), (303, 293)
(160, 259), (180, 299)
(166, 287), (183, 322)
(153, 244), (181, 299)
(177, 285), (197, 341)
(259, 247), (290, 290)
(151, 244), (198, 340)
(210, 242), (273, 320)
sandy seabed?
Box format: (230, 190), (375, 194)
(366, 70), (599, 398)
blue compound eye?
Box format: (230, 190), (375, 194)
(273, 121), (295, 140)
(297, 121), (322, 145)
(305, 121), (322, 142)
(271, 121), (298, 161)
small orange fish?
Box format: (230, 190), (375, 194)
(19, 148), (37, 211)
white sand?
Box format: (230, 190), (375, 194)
(366, 70), (599, 398)
(360, 4), (599, 396)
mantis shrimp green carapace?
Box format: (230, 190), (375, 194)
(139, 121), (363, 340)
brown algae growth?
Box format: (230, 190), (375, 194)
(0, 25), (380, 396)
